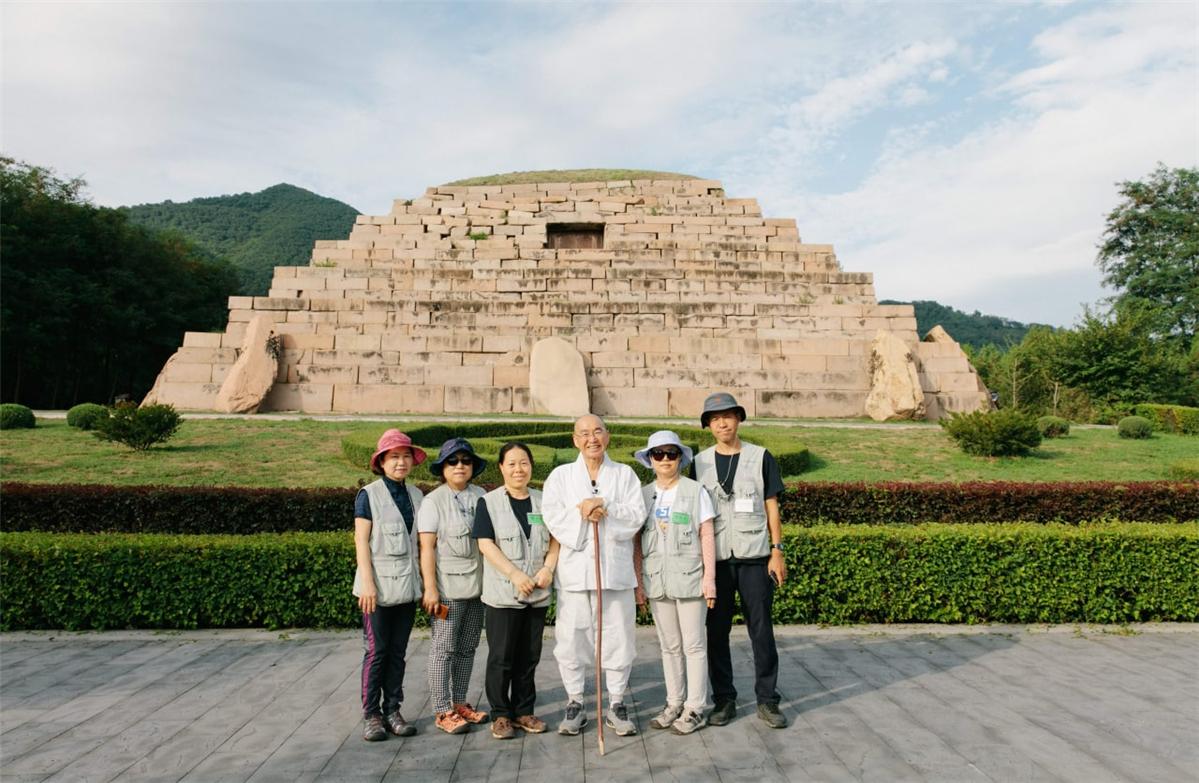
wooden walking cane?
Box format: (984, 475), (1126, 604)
(592, 515), (606, 756)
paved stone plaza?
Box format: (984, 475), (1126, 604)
(1, 625), (1195, 782)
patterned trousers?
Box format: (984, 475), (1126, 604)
(427, 597), (485, 714)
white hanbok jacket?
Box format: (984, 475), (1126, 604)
(543, 454), (646, 591)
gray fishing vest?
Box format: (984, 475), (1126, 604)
(480, 487), (551, 609)
(353, 479), (424, 606)
(694, 442), (770, 560)
(639, 478), (706, 600)
(426, 483), (485, 600)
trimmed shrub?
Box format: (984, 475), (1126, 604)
(3, 523), (1195, 629)
(66, 403), (109, 431)
(778, 481), (1199, 525)
(1036, 415), (1071, 438)
(1118, 416), (1153, 440)
(941, 409), (1042, 456)
(1133, 404), (1199, 435)
(3, 480), (1196, 534)
(0, 404), (36, 430)
(1168, 459), (1199, 481)
(93, 403), (181, 450)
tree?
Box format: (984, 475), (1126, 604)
(1049, 307), (1197, 409)
(0, 157), (240, 407)
(1097, 164), (1199, 345)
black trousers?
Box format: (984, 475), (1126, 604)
(484, 604), (548, 719)
(361, 601), (416, 718)
(706, 559), (780, 705)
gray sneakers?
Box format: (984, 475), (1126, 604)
(671, 709), (707, 735)
(558, 700), (587, 735)
(605, 701), (637, 736)
(650, 703), (684, 730)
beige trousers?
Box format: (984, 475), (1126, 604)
(649, 597), (711, 714)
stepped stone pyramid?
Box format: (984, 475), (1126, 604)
(146, 176), (989, 419)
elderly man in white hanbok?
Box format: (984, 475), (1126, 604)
(542, 414), (646, 737)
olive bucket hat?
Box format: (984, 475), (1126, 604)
(700, 392), (747, 428)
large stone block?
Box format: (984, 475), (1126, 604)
(445, 385), (512, 413)
(529, 337), (589, 416)
(262, 383), (334, 413)
(864, 330), (925, 422)
(216, 314), (279, 414)
(591, 387), (668, 417)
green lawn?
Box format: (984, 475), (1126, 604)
(1, 419), (1195, 488)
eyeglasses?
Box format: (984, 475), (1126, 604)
(649, 449), (682, 461)
(443, 456), (472, 467)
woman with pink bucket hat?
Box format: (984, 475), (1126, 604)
(352, 429), (428, 742)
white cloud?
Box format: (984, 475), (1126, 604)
(2, 1), (1194, 327)
(761, 1), (1198, 326)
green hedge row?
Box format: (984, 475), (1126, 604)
(340, 421), (811, 485)
(3, 480), (1195, 535)
(4, 523), (1195, 630)
(1133, 404), (1199, 435)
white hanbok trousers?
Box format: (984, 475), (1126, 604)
(554, 587), (636, 704)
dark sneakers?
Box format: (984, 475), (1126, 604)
(363, 715), (387, 742)
(757, 702), (788, 728)
(708, 699), (736, 726)
(384, 709), (416, 737)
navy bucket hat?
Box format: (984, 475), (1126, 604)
(429, 437), (487, 480)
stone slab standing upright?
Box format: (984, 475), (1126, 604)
(529, 337), (590, 417)
(144, 175), (989, 419)
(214, 314), (278, 414)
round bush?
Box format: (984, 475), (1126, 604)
(1036, 415), (1071, 439)
(66, 403), (109, 431)
(93, 403), (181, 450)
(1117, 416), (1153, 440)
(940, 408), (1042, 457)
(0, 403), (36, 430)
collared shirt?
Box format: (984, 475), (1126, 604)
(542, 453), (646, 591)
(353, 475), (415, 532)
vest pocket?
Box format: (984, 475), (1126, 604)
(439, 555), (481, 600)
(441, 526), (474, 558)
(671, 525), (694, 554)
(674, 556), (704, 598)
(374, 558), (413, 605)
(498, 532), (525, 561)
(642, 557), (665, 601)
(382, 520), (409, 556)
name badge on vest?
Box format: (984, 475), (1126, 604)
(734, 497), (754, 513)
(670, 511), (691, 525)
(528, 514), (544, 525)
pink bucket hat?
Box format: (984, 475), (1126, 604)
(369, 429), (427, 474)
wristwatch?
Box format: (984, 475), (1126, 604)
(771, 543), (785, 553)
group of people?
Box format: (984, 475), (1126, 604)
(351, 392), (790, 743)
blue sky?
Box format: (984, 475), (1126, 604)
(3, 1), (1196, 327)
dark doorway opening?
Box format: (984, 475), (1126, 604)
(546, 223), (604, 250)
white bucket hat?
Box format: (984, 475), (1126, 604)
(634, 430), (694, 470)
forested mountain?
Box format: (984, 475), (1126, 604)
(123, 184), (359, 295)
(880, 299), (1048, 348)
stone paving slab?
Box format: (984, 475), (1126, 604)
(1, 625), (1195, 782)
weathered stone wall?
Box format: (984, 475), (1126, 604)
(146, 178), (989, 418)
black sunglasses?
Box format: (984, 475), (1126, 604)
(443, 456), (472, 467)
(649, 449), (682, 461)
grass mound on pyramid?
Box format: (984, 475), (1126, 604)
(442, 168), (699, 186)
